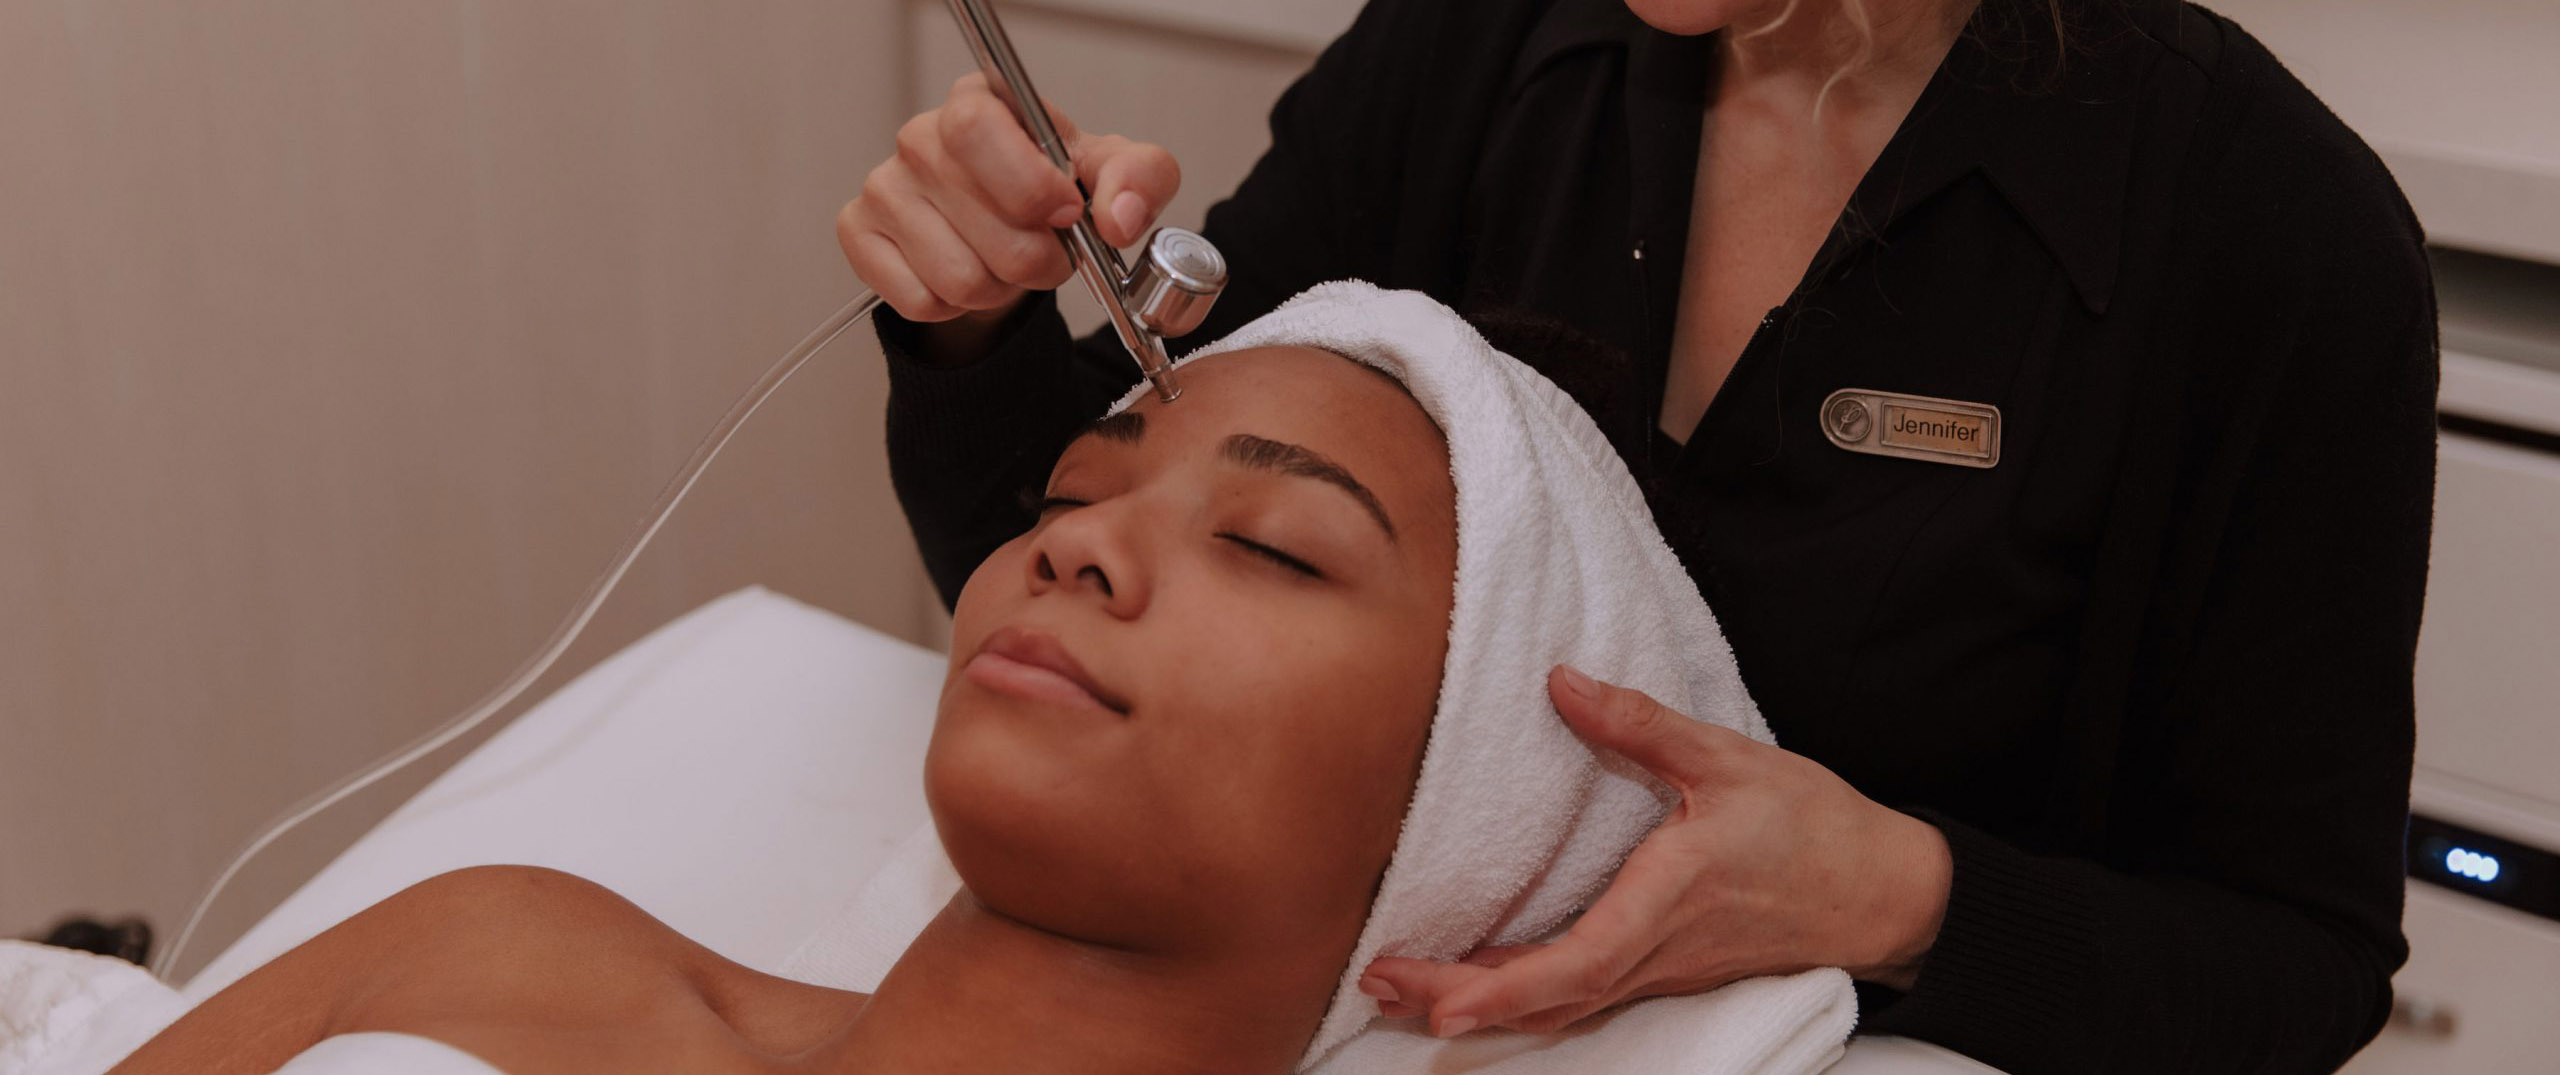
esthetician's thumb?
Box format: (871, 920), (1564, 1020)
(1070, 131), (1181, 249)
(1547, 665), (1733, 790)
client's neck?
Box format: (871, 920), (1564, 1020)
(823, 891), (1317, 1074)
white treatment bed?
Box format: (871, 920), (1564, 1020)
(182, 586), (1998, 1074)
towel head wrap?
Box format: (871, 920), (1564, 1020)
(1105, 281), (1774, 1068)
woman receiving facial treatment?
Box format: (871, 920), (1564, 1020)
(841, 0), (2436, 1073)
(107, 286), (1863, 1074)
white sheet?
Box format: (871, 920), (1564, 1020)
(176, 586), (1997, 1074)
(183, 586), (944, 999)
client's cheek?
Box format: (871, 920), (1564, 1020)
(1271, 684), (1428, 866)
(1321, 644), (1440, 833)
(945, 539), (1028, 626)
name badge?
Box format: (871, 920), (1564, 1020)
(1820, 388), (2001, 469)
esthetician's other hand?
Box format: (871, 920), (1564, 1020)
(836, 72), (1180, 358)
(1360, 666), (1953, 1037)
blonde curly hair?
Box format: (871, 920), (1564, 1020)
(1734, 0), (2072, 119)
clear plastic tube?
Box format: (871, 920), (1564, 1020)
(150, 290), (883, 983)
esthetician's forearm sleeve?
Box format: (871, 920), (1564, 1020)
(1859, 221), (2437, 1075)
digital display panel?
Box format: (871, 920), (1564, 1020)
(2408, 814), (2559, 923)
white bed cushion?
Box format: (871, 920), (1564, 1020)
(177, 585), (1995, 1074)
(182, 586), (944, 1000)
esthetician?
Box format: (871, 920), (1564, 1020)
(834, 0), (2438, 1071)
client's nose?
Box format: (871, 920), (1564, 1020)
(1025, 506), (1149, 618)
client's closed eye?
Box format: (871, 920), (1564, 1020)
(1031, 491), (1324, 580)
(1221, 534), (1323, 579)
(1031, 494), (1088, 517)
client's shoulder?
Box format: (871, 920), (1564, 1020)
(328, 866), (861, 1071)
(349, 865), (678, 978)
(325, 866), (705, 1030)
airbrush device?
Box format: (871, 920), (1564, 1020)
(943, 0), (1226, 401)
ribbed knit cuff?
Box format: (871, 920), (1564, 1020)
(878, 293), (1068, 414)
(880, 293), (1089, 484)
(1860, 810), (2101, 1072)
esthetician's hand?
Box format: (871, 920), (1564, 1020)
(1359, 666), (1953, 1037)
(837, 72), (1180, 359)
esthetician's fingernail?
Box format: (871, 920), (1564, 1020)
(1357, 976), (1400, 1003)
(1111, 190), (1146, 240)
(1558, 664), (1601, 701)
(1436, 1016), (1478, 1038)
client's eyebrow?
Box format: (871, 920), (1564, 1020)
(1078, 411), (1146, 444)
(1061, 413), (1397, 541)
(1222, 434), (1398, 541)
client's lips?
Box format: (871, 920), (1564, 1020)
(965, 626), (1131, 715)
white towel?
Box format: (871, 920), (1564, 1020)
(1139, 282), (1853, 1068)
(263, 1033), (504, 1074)
(0, 942), (505, 1075)
(783, 281), (1856, 1073)
(778, 823), (960, 993)
(0, 940), (191, 1075)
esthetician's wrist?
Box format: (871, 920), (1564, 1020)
(1850, 809), (1952, 992)
(913, 296), (1036, 367)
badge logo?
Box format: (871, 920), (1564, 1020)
(1819, 388), (2000, 468)
(1823, 395), (1872, 441)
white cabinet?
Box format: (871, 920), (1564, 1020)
(2411, 422), (2560, 801)
(2344, 353), (2560, 1072)
(2345, 881), (2560, 1073)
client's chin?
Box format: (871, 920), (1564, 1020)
(922, 701), (1193, 952)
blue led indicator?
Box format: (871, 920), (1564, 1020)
(2444, 847), (2502, 884)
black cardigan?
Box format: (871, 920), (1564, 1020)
(874, 1), (2438, 1071)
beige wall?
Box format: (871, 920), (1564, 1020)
(0, 0), (928, 974)
(0, 0), (1359, 982)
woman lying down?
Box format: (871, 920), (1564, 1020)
(110, 283), (1855, 1075)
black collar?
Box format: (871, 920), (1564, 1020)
(1525, 0), (2174, 315)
